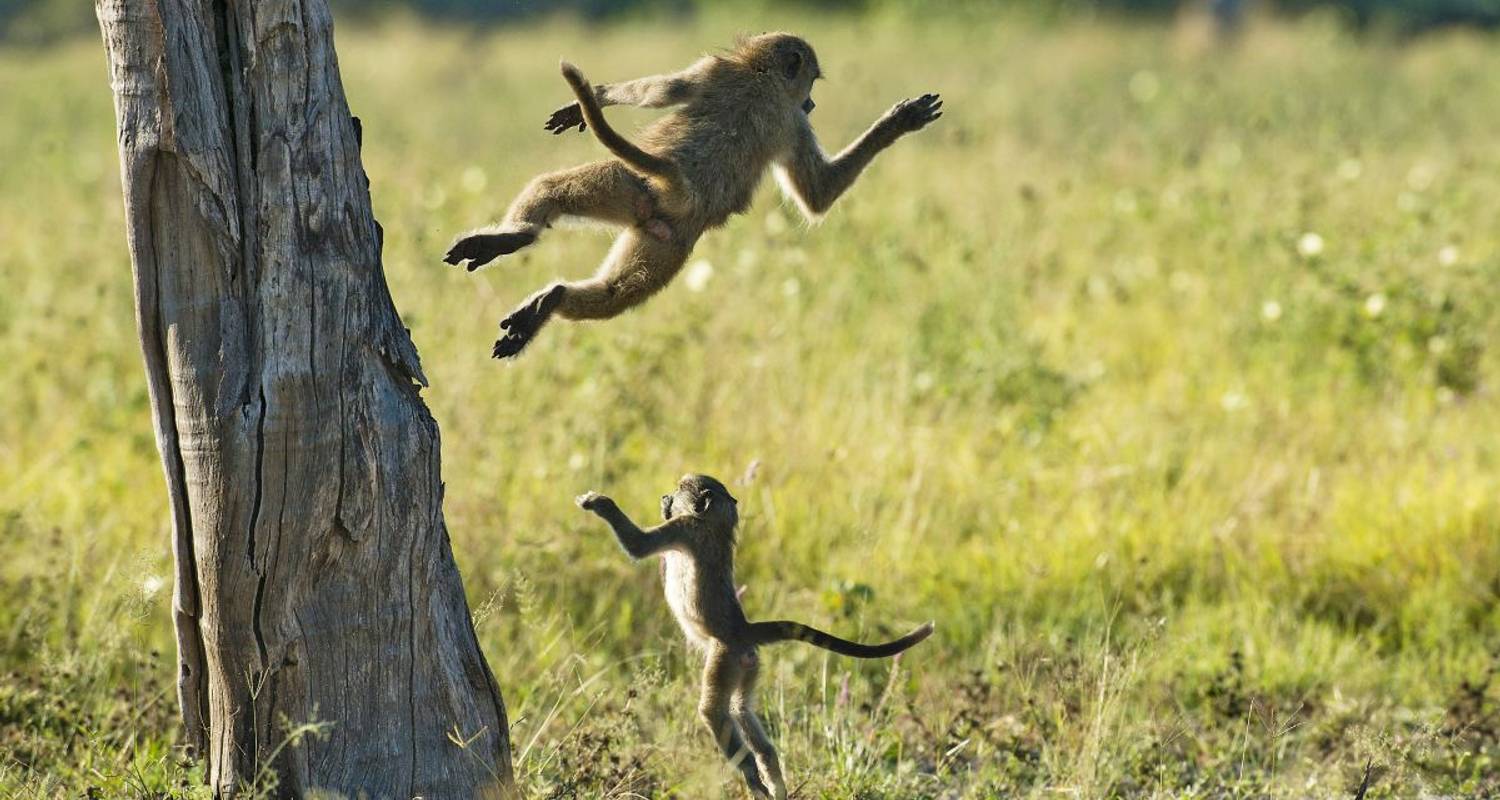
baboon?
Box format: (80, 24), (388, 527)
(576, 474), (934, 799)
(444, 33), (943, 358)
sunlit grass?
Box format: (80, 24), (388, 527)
(2, 9), (1498, 797)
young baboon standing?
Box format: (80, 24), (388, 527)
(444, 33), (943, 358)
(576, 475), (934, 799)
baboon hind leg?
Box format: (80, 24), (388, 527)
(490, 229), (689, 359)
(446, 161), (662, 271)
(699, 648), (773, 798)
(732, 651), (787, 800)
(555, 228), (691, 321)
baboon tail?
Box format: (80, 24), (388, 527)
(747, 620), (935, 659)
(560, 61), (681, 185)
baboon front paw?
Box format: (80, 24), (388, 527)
(575, 491), (606, 510)
(443, 231), (538, 271)
(544, 102), (586, 135)
(884, 93), (943, 134)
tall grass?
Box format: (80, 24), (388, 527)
(2, 9), (1497, 797)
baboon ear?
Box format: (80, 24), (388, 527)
(694, 493), (712, 514)
(781, 49), (803, 80)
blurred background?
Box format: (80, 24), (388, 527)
(2, 0), (1498, 797)
(5, 0), (1500, 40)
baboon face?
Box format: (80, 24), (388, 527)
(777, 37), (821, 113)
(739, 32), (821, 113)
(662, 473), (738, 527)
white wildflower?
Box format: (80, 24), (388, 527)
(461, 166), (488, 194)
(683, 259), (714, 292)
(1296, 232), (1324, 258)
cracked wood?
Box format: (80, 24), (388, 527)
(95, 0), (512, 795)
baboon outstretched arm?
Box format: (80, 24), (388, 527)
(775, 93), (943, 218)
(577, 492), (690, 559)
(597, 57), (716, 108)
(546, 58), (717, 133)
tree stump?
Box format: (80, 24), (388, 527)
(95, 0), (512, 794)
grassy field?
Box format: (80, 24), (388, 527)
(3, 8), (1500, 798)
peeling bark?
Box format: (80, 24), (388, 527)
(96, 0), (512, 795)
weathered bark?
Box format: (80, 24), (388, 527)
(96, 1), (512, 795)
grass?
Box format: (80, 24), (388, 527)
(2, 7), (1499, 797)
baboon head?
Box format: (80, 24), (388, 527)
(733, 32), (822, 114)
(661, 473), (739, 529)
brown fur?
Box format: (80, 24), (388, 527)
(576, 474), (935, 799)
(443, 33), (943, 359)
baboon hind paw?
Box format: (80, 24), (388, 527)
(492, 330), (533, 359)
(443, 230), (538, 271)
(492, 311), (539, 358)
(492, 286), (564, 360)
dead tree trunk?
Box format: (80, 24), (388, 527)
(96, 1), (512, 795)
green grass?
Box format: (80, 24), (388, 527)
(3, 8), (1499, 798)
